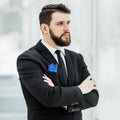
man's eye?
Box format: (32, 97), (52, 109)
(67, 21), (70, 25)
(57, 22), (63, 25)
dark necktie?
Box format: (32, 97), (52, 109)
(55, 50), (67, 85)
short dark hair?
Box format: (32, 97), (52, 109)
(39, 3), (71, 25)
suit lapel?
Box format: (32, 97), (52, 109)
(35, 40), (75, 86)
(35, 40), (61, 85)
(36, 40), (57, 64)
(65, 50), (75, 86)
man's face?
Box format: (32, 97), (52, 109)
(49, 12), (71, 46)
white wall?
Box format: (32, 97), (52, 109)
(96, 0), (120, 119)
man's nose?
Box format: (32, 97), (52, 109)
(63, 24), (69, 32)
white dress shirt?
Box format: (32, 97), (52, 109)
(41, 40), (68, 73)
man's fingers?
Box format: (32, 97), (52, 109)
(87, 76), (92, 80)
(43, 74), (54, 87)
(44, 80), (48, 83)
(43, 75), (50, 81)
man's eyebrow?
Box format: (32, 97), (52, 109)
(56, 20), (70, 23)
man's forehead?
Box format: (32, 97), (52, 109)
(51, 12), (70, 21)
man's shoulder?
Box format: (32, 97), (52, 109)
(18, 40), (43, 58)
(17, 45), (39, 60)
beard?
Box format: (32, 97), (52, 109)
(49, 28), (71, 46)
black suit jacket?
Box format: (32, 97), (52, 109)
(17, 40), (99, 120)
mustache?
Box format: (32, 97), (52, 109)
(61, 32), (70, 36)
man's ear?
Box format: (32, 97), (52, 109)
(40, 24), (49, 34)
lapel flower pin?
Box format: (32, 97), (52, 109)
(48, 63), (58, 73)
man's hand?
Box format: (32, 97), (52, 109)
(43, 74), (54, 87)
(78, 76), (97, 94)
(43, 75), (97, 111)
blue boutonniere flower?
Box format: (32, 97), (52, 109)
(48, 63), (58, 73)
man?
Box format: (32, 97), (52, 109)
(17, 3), (99, 120)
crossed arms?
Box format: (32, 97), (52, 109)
(43, 74), (97, 94)
(43, 74), (98, 112)
(17, 53), (99, 111)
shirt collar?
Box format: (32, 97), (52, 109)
(59, 47), (65, 56)
(41, 40), (65, 56)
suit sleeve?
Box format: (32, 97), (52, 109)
(73, 54), (99, 110)
(17, 53), (84, 108)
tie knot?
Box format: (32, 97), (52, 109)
(55, 50), (61, 55)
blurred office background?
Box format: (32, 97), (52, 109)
(0, 0), (120, 120)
